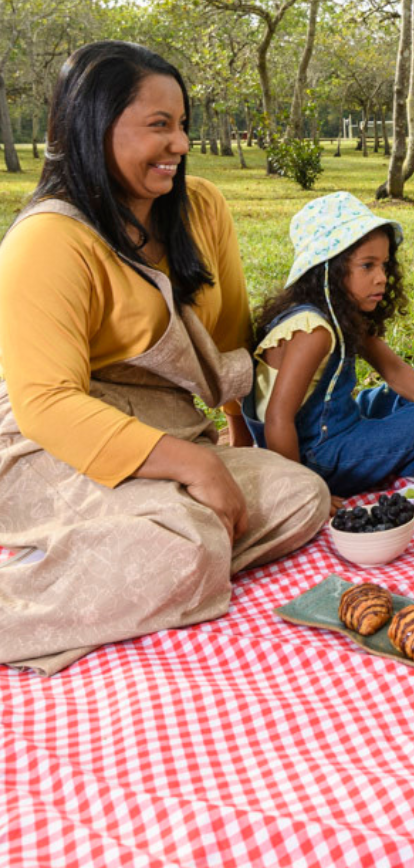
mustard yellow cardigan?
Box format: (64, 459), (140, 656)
(0, 177), (250, 487)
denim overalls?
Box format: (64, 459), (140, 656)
(243, 304), (414, 497)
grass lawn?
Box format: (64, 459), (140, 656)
(2, 139), (414, 380)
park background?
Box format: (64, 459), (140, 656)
(2, 0), (414, 398)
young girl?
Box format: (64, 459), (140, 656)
(243, 191), (414, 513)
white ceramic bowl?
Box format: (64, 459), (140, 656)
(329, 508), (414, 566)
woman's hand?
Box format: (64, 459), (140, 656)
(132, 434), (248, 544)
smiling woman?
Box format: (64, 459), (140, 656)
(0, 40), (329, 675)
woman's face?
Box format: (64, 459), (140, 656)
(344, 230), (390, 312)
(105, 73), (189, 220)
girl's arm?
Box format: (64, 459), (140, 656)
(265, 326), (341, 516)
(362, 335), (414, 401)
(263, 326), (332, 461)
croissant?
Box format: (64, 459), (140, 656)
(388, 605), (414, 659)
(338, 583), (393, 635)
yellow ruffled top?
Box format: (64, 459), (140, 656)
(254, 309), (336, 423)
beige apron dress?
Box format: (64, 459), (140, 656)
(0, 202), (330, 675)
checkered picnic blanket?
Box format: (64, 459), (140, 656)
(1, 481), (414, 867)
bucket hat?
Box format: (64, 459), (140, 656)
(285, 191), (403, 288)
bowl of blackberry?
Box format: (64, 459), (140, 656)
(329, 493), (414, 566)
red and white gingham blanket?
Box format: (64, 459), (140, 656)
(1, 481), (414, 867)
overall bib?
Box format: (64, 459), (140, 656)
(0, 205), (329, 675)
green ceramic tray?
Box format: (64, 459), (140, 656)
(274, 573), (414, 668)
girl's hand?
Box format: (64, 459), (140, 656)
(330, 495), (344, 516)
(132, 434), (248, 543)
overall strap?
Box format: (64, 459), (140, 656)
(264, 303), (329, 336)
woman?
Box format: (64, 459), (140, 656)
(0, 41), (329, 675)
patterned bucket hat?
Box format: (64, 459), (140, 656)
(285, 191), (403, 288)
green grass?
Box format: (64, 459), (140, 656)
(2, 139), (414, 389)
(0, 144), (44, 239)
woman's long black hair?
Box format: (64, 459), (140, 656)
(254, 225), (406, 354)
(32, 40), (213, 306)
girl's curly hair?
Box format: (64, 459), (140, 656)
(254, 225), (406, 354)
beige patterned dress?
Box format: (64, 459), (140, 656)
(0, 203), (330, 674)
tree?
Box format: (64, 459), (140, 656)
(376, 0), (411, 198)
(201, 0), (298, 125)
(0, 0), (131, 168)
(286, 0), (320, 139)
(132, 0), (260, 165)
(403, 1), (414, 180)
(0, 0), (24, 171)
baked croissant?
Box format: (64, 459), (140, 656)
(388, 605), (414, 659)
(338, 583), (393, 635)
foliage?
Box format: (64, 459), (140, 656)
(0, 0), (404, 168)
(267, 134), (323, 189)
(257, 113), (323, 189)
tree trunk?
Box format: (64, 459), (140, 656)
(232, 121), (247, 168)
(15, 107), (22, 139)
(32, 104), (40, 159)
(373, 109), (380, 152)
(381, 105), (391, 156)
(286, 0), (320, 139)
(0, 73), (21, 172)
(311, 112), (319, 145)
(257, 13), (278, 174)
(377, 0), (411, 199)
(257, 23), (276, 122)
(334, 113), (342, 156)
(403, 0), (414, 180)
(205, 98), (218, 155)
(361, 107), (369, 157)
(244, 103), (254, 146)
(219, 109), (234, 156)
(200, 102), (208, 154)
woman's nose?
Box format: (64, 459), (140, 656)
(170, 128), (189, 155)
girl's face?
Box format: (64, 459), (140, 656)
(105, 73), (189, 223)
(344, 230), (390, 312)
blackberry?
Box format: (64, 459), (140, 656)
(371, 505), (383, 522)
(332, 493), (414, 533)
